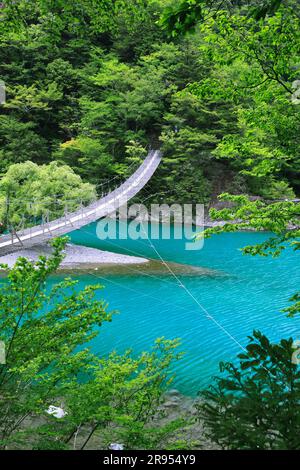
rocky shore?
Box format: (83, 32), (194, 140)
(0, 243), (149, 269)
(76, 389), (219, 450)
(0, 243), (226, 277)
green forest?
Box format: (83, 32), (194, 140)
(0, 0), (299, 453)
(1, 0), (299, 220)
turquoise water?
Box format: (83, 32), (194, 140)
(63, 221), (300, 396)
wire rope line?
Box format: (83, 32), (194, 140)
(94, 158), (142, 192)
(70, 207), (247, 353)
(129, 187), (294, 391)
(78, 221), (292, 394)
(138, 221), (247, 353)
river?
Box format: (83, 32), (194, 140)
(47, 220), (300, 396)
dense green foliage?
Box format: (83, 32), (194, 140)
(1, 0), (298, 211)
(0, 0), (299, 452)
(0, 238), (183, 450)
(203, 194), (300, 256)
(160, 0), (300, 451)
(198, 331), (300, 450)
(0, 161), (96, 230)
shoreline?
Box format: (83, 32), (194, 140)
(0, 243), (149, 269)
(0, 219), (277, 274)
(0, 242), (226, 277)
(15, 388), (219, 450)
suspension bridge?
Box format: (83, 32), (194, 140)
(0, 149), (162, 255)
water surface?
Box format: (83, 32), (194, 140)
(62, 221), (300, 396)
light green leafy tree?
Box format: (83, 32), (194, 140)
(55, 137), (115, 185)
(0, 161), (96, 230)
(159, 1), (300, 200)
(4, 83), (62, 116)
(0, 0), (152, 38)
(0, 238), (183, 450)
(160, 0), (293, 37)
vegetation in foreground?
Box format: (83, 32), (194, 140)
(198, 331), (300, 450)
(0, 238), (186, 450)
(1, 238), (299, 450)
(0, 0), (299, 450)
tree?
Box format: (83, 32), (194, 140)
(160, 0), (292, 38)
(55, 137), (115, 185)
(157, 88), (237, 204)
(203, 194), (300, 255)
(197, 330), (300, 449)
(184, 2), (300, 314)
(0, 238), (182, 450)
(0, 161), (96, 229)
(186, 4), (300, 194)
(0, 116), (49, 172)
(4, 83), (62, 116)
(0, 0), (152, 38)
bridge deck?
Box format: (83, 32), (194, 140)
(0, 150), (162, 255)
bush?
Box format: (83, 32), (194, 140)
(198, 331), (300, 450)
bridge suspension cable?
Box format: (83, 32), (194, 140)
(0, 149), (162, 254)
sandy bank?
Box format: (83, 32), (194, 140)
(0, 243), (149, 269)
(0, 242), (227, 277)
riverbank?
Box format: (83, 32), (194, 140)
(14, 389), (219, 450)
(78, 389), (219, 450)
(0, 243), (149, 269)
(0, 242), (225, 277)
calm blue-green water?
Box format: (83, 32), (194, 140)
(57, 221), (300, 396)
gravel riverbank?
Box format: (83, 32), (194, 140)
(0, 243), (149, 269)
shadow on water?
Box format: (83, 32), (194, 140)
(59, 259), (230, 278)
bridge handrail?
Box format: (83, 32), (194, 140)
(0, 149), (162, 248)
